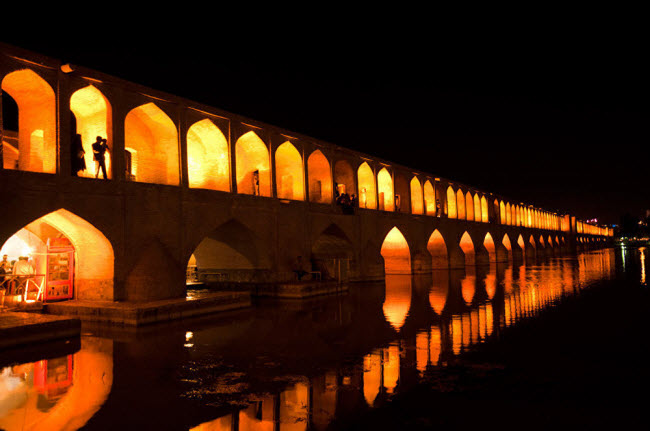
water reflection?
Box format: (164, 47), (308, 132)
(1, 248), (636, 430)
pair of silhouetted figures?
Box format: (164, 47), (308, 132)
(72, 135), (110, 179)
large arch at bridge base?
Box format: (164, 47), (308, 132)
(0, 209), (114, 302)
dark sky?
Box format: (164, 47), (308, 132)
(3, 17), (648, 225)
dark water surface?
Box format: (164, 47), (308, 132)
(1, 247), (648, 430)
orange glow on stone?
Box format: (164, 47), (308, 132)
(1, 69), (56, 173)
(70, 85), (112, 179)
(275, 141), (304, 201)
(236, 131), (270, 197)
(377, 168), (394, 211)
(124, 103), (179, 185)
(357, 162), (376, 209)
(427, 229), (448, 269)
(459, 232), (475, 266)
(424, 180), (436, 215)
(446, 186), (457, 219)
(410, 177), (423, 214)
(307, 150), (332, 203)
(457, 189), (466, 220)
(187, 119), (230, 191)
(381, 227), (411, 274)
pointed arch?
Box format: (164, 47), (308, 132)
(456, 189), (466, 220)
(381, 227), (411, 274)
(465, 191), (474, 221)
(473, 193), (481, 222)
(427, 229), (448, 269)
(481, 196), (489, 223)
(1, 209), (114, 301)
(357, 162), (377, 209)
(275, 141), (304, 201)
(333, 159), (355, 197)
(459, 231), (475, 266)
(377, 168), (394, 211)
(424, 180), (436, 215)
(124, 102), (179, 185)
(235, 131), (270, 196)
(70, 85), (113, 179)
(447, 186), (457, 218)
(307, 150), (332, 204)
(499, 201), (506, 224)
(410, 176), (423, 214)
(187, 119), (230, 191)
(483, 232), (496, 263)
(1, 68), (56, 173)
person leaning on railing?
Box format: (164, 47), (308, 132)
(11, 256), (35, 295)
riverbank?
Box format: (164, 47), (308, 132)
(336, 277), (649, 430)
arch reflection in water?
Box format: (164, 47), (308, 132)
(0, 337), (113, 431)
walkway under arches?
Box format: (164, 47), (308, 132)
(380, 227), (411, 274)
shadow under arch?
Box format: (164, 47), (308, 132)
(188, 219), (272, 286)
(311, 223), (354, 281)
(0, 208), (114, 301)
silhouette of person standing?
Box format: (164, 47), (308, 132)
(92, 136), (110, 179)
(71, 133), (86, 176)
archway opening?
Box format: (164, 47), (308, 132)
(70, 85), (113, 179)
(502, 233), (513, 261)
(377, 168), (394, 211)
(457, 189), (466, 220)
(307, 150), (332, 203)
(187, 119), (229, 191)
(380, 227), (411, 274)
(410, 177), (423, 215)
(459, 232), (475, 266)
(124, 103), (179, 185)
(357, 162), (376, 209)
(465, 192), (474, 221)
(0, 209), (114, 304)
(427, 229), (448, 269)
(447, 186), (457, 218)
(311, 224), (353, 282)
(236, 131), (270, 197)
(275, 142), (304, 201)
(481, 196), (489, 222)
(394, 173), (409, 213)
(424, 180), (436, 215)
(188, 219), (271, 291)
(334, 159), (355, 197)
(483, 232), (496, 263)
(1, 69), (56, 173)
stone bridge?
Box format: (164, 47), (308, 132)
(0, 43), (612, 305)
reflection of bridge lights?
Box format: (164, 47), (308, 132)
(640, 248), (646, 285)
(184, 331), (194, 348)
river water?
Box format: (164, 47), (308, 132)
(1, 247), (648, 430)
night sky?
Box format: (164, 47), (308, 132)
(3, 17), (648, 225)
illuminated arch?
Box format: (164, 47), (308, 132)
(447, 186), (457, 219)
(483, 232), (496, 263)
(410, 177), (423, 214)
(1, 69), (56, 173)
(505, 203), (512, 225)
(499, 201), (506, 224)
(459, 231), (475, 266)
(427, 229), (448, 269)
(517, 234), (525, 251)
(377, 168), (394, 211)
(187, 119), (229, 191)
(235, 131), (270, 196)
(70, 85), (113, 179)
(0, 209), (114, 301)
(465, 191), (474, 221)
(275, 141), (304, 201)
(424, 180), (436, 215)
(481, 196), (488, 223)
(124, 103), (179, 185)
(357, 162), (377, 209)
(529, 235), (537, 249)
(334, 159), (355, 196)
(380, 227), (411, 274)
(456, 189), (466, 220)
(307, 150), (332, 203)
(473, 193), (481, 222)
(502, 233), (513, 261)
